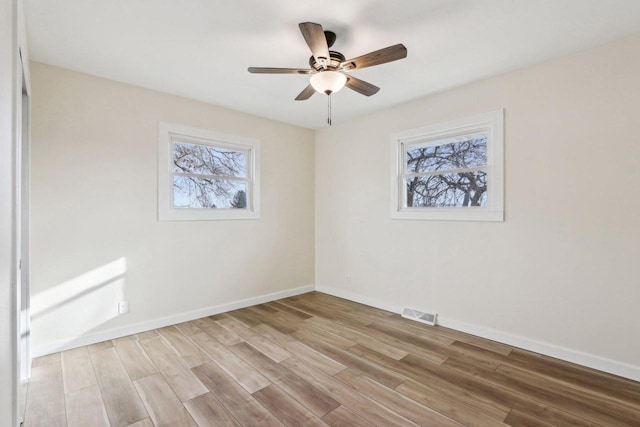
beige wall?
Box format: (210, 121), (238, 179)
(30, 34), (640, 379)
(30, 63), (315, 353)
(315, 35), (640, 374)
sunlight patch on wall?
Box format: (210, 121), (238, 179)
(31, 257), (127, 349)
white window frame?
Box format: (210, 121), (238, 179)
(158, 122), (260, 221)
(390, 110), (504, 221)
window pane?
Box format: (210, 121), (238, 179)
(406, 134), (487, 173)
(173, 176), (248, 209)
(173, 141), (247, 177)
(406, 171), (487, 207)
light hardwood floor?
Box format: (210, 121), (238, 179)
(24, 292), (640, 426)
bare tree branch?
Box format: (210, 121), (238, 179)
(406, 137), (487, 207)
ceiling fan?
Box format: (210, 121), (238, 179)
(248, 22), (407, 123)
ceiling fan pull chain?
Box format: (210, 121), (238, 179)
(328, 93), (332, 126)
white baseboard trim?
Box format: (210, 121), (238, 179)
(315, 285), (403, 314)
(32, 284), (315, 358)
(437, 317), (640, 382)
(315, 285), (640, 382)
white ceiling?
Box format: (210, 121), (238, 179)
(25, 0), (640, 129)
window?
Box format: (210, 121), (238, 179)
(158, 122), (260, 221)
(390, 110), (503, 221)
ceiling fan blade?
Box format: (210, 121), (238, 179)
(340, 44), (407, 71)
(295, 84), (316, 101)
(345, 75), (380, 96)
(248, 67), (312, 74)
(299, 22), (330, 68)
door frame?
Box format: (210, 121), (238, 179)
(15, 0), (31, 423)
(16, 47), (31, 425)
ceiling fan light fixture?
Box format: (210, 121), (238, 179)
(310, 71), (347, 95)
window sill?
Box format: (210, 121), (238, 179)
(391, 208), (503, 222)
(158, 208), (260, 221)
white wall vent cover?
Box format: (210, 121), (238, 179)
(402, 308), (437, 326)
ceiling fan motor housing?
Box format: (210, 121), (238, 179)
(309, 50), (346, 71)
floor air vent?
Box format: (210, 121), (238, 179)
(401, 308), (437, 326)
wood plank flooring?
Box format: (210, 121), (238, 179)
(24, 292), (640, 426)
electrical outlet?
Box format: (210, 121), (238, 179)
(346, 275), (352, 285)
(118, 301), (129, 315)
